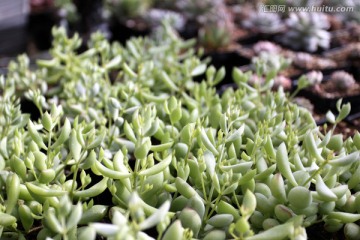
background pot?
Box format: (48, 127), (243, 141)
(0, 0), (29, 55)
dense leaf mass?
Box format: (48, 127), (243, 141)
(0, 26), (360, 239)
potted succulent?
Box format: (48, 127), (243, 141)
(1, 25), (360, 240)
(176, 0), (223, 39)
(278, 12), (331, 53)
(300, 70), (360, 114)
(195, 2), (251, 86)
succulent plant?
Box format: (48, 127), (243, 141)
(280, 12), (331, 52)
(55, 0), (78, 23)
(198, 25), (232, 50)
(176, 0), (223, 23)
(330, 71), (356, 91)
(243, 12), (285, 34)
(198, 5), (234, 49)
(306, 70), (323, 86)
(252, 52), (292, 75)
(105, 0), (152, 20)
(145, 9), (185, 31)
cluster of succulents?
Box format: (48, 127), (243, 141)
(102, 0), (235, 50)
(51, 0), (360, 56)
(1, 26), (360, 240)
(280, 12), (331, 52)
(234, 1), (336, 53)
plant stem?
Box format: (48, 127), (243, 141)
(69, 151), (87, 199)
(303, 159), (328, 186)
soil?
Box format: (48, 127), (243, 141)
(313, 81), (360, 99)
(314, 111), (360, 139)
(307, 223), (346, 240)
(333, 121), (359, 138)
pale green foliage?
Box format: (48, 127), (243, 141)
(0, 26), (359, 240)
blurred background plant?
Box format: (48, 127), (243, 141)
(176, 0), (224, 24)
(242, 12), (284, 34)
(280, 12), (331, 52)
(145, 9), (186, 33)
(329, 70), (356, 91)
(54, 0), (78, 23)
(324, 0), (360, 23)
(198, 4), (234, 50)
(104, 0), (152, 21)
(252, 52), (291, 76)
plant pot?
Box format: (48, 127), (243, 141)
(0, 0), (29, 55)
(347, 112), (360, 131)
(299, 80), (360, 114)
(28, 9), (59, 51)
(203, 46), (251, 86)
(72, 0), (102, 32)
(109, 17), (150, 44)
(178, 20), (199, 40)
